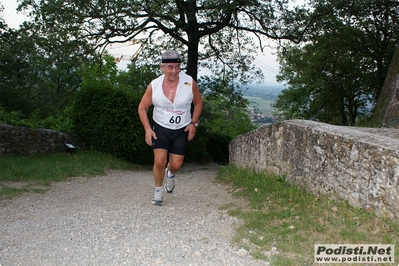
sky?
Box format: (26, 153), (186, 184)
(2, 0), (25, 29)
(2, 0), (282, 86)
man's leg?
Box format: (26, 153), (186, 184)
(153, 148), (168, 186)
(167, 153), (185, 175)
(164, 153), (184, 193)
(151, 149), (168, 206)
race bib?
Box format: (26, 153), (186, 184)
(163, 109), (187, 125)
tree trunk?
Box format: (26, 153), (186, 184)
(186, 43), (199, 81)
(371, 41), (399, 128)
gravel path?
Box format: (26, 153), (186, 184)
(0, 163), (271, 266)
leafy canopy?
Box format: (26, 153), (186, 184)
(18, 0), (310, 81)
(0, 20), (94, 119)
(275, 0), (399, 125)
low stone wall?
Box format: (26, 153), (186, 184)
(0, 123), (79, 156)
(229, 119), (399, 220)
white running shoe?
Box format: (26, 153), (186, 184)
(164, 168), (175, 193)
(151, 188), (164, 206)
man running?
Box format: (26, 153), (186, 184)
(138, 50), (203, 206)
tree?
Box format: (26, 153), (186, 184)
(0, 21), (95, 118)
(117, 64), (160, 93)
(18, 0), (310, 81)
(200, 74), (255, 138)
(371, 41), (399, 128)
(0, 3), (5, 31)
(275, 0), (399, 125)
(79, 53), (119, 89)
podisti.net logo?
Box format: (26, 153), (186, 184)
(314, 244), (395, 264)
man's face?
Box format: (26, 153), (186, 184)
(161, 63), (181, 78)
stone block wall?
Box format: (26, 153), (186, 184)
(0, 123), (79, 156)
(229, 119), (399, 220)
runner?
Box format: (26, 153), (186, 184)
(138, 50), (203, 206)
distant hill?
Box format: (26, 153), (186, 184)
(243, 83), (285, 101)
(242, 83), (284, 125)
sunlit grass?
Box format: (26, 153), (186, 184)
(216, 165), (399, 265)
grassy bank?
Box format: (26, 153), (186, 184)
(0, 151), (141, 199)
(216, 166), (399, 265)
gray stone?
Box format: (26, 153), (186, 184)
(230, 120), (399, 220)
(0, 123), (79, 156)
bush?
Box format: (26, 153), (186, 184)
(0, 106), (73, 132)
(69, 82), (234, 165)
(185, 127), (232, 164)
(205, 132), (232, 164)
(185, 125), (209, 163)
(70, 83), (153, 164)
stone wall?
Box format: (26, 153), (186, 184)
(0, 123), (79, 156)
(229, 119), (399, 220)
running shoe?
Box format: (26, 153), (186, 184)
(151, 188), (164, 206)
(164, 168), (175, 193)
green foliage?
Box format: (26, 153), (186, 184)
(199, 74), (256, 139)
(1, 11), (257, 165)
(193, 74), (255, 164)
(18, 0), (309, 80)
(276, 0), (399, 126)
(185, 126), (209, 163)
(117, 64), (160, 92)
(0, 107), (22, 124)
(205, 132), (232, 165)
(78, 53), (119, 89)
(185, 125), (233, 165)
(68, 81), (230, 165)
(70, 83), (153, 164)
(0, 22), (94, 119)
(0, 106), (73, 132)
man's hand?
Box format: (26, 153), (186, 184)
(185, 124), (197, 141)
(145, 129), (157, 146)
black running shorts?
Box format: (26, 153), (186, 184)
(152, 122), (189, 155)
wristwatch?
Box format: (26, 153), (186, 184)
(191, 121), (199, 128)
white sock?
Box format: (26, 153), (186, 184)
(167, 169), (175, 178)
(155, 186), (162, 191)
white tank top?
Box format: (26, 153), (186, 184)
(152, 72), (193, 130)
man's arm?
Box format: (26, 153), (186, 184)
(191, 80), (203, 123)
(185, 80), (203, 141)
(192, 81), (203, 122)
(138, 84), (157, 146)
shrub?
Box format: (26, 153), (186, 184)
(0, 107), (72, 132)
(205, 132), (232, 164)
(70, 83), (153, 164)
(69, 82), (235, 165)
(185, 125), (209, 163)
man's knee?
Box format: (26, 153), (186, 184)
(154, 156), (167, 169)
(168, 158), (184, 172)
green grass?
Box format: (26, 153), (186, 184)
(216, 165), (399, 266)
(0, 186), (30, 200)
(0, 151), (142, 199)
